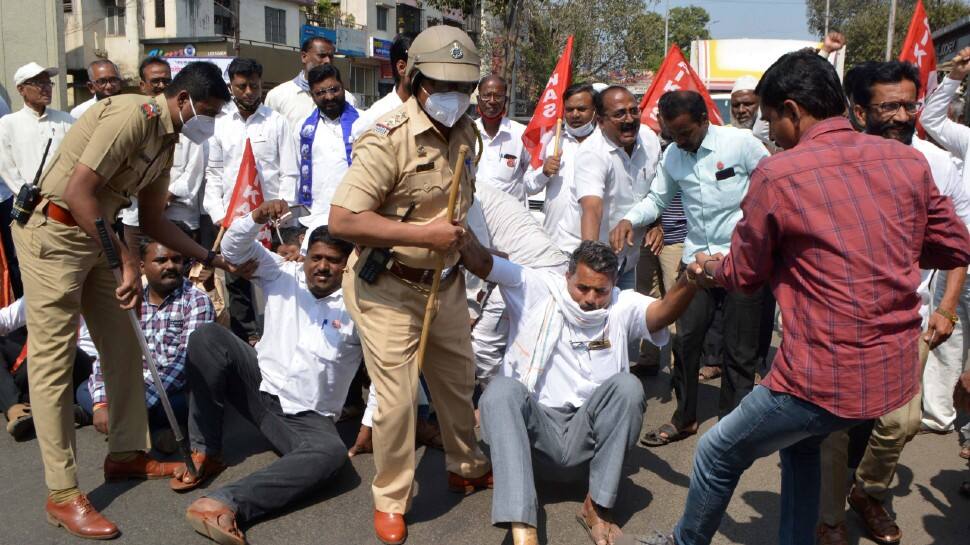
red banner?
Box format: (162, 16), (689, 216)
(522, 36), (574, 168)
(639, 45), (723, 133)
(223, 138), (271, 247)
(899, 0), (937, 102)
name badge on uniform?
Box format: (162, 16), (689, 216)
(715, 167), (736, 181)
(415, 162), (435, 172)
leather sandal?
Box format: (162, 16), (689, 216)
(170, 451), (226, 492)
(640, 422), (697, 448)
(186, 498), (246, 545)
(576, 495), (623, 545)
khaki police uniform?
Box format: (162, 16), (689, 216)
(334, 94), (491, 513)
(12, 94), (177, 491)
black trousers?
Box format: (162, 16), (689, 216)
(671, 285), (770, 429)
(0, 199), (23, 298)
(225, 272), (259, 343)
(185, 324), (347, 522)
(0, 335), (93, 414)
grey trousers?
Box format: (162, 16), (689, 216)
(480, 373), (646, 527)
(185, 323), (348, 522)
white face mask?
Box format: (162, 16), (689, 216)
(565, 119), (595, 138)
(179, 97), (216, 144)
(423, 91), (470, 128)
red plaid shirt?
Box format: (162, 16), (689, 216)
(714, 117), (970, 419)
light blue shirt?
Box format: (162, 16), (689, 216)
(622, 124), (768, 263)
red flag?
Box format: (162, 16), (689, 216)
(899, 0), (937, 102)
(639, 45), (723, 133)
(223, 138), (271, 247)
(522, 36), (574, 168)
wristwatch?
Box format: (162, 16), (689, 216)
(202, 250), (216, 268)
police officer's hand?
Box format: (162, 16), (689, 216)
(424, 218), (467, 253)
(542, 155), (562, 177)
(252, 199), (290, 225)
(117, 261), (142, 310)
(609, 220), (636, 252)
(93, 405), (109, 435)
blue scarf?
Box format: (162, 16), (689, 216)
(294, 71), (309, 92)
(298, 104), (359, 207)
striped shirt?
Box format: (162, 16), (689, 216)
(660, 192), (687, 245)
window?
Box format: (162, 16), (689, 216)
(155, 0), (165, 27)
(105, 3), (126, 36)
(214, 0), (235, 37)
(265, 6), (286, 44)
(376, 6), (388, 32)
(63, 0), (73, 13)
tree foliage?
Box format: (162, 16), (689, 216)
(805, 0), (970, 67)
(627, 7), (712, 72)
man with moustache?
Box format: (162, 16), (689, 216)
(525, 83), (598, 249)
(171, 199), (361, 545)
(476, 74), (531, 204)
(813, 60), (970, 545)
(70, 60), (123, 119)
(295, 63), (359, 224)
(614, 90), (770, 447)
(78, 239), (215, 452)
(205, 58), (298, 344)
(265, 36), (357, 130)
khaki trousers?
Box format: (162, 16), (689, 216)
(343, 254), (490, 514)
(818, 338), (928, 525)
(12, 213), (150, 491)
(636, 243), (683, 366)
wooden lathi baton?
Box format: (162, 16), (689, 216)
(94, 218), (198, 478)
(417, 144), (470, 369)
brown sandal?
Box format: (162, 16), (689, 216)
(186, 499), (246, 545)
(576, 496), (623, 545)
(170, 451), (226, 492)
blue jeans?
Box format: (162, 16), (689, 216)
(76, 381), (188, 432)
(673, 385), (862, 545)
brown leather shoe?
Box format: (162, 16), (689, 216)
(170, 451), (227, 492)
(45, 494), (120, 540)
(103, 452), (180, 481)
(374, 510), (406, 545)
(816, 522), (849, 545)
(848, 484), (901, 544)
(186, 497), (246, 545)
(447, 470), (493, 494)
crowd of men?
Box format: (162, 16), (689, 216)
(0, 22), (969, 545)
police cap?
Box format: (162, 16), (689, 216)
(406, 25), (480, 84)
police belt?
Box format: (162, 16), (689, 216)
(389, 258), (459, 288)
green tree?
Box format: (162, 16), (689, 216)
(627, 6), (712, 71)
(806, 0), (970, 67)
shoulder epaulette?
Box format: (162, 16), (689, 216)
(373, 111), (408, 137)
(140, 100), (161, 119)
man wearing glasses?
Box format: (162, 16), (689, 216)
(0, 62), (74, 297)
(475, 74), (530, 204)
(70, 60), (123, 119)
(612, 90), (770, 448)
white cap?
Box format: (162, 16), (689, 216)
(731, 75), (758, 95)
(13, 62), (58, 87)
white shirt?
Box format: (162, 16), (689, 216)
(296, 111), (349, 218)
(921, 77), (970, 212)
(0, 298), (98, 360)
(222, 214), (362, 417)
(264, 77), (358, 131)
(474, 117), (531, 203)
(487, 257), (667, 409)
(574, 126), (661, 272)
(350, 89), (403, 141)
(204, 103), (298, 223)
(69, 97), (98, 119)
(120, 136), (208, 229)
(524, 131), (585, 251)
(0, 106), (74, 201)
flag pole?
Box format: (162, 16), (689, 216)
(552, 118), (563, 157)
(886, 0), (898, 61)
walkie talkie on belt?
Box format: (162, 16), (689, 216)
(357, 202), (416, 284)
(12, 137), (53, 225)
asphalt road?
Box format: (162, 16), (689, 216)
(1, 372), (968, 545)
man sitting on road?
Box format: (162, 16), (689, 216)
(461, 239), (697, 545)
(171, 199), (361, 545)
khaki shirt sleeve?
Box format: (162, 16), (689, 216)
(78, 102), (150, 180)
(331, 130), (400, 213)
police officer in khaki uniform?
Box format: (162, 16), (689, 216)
(329, 26), (492, 545)
(11, 62), (238, 540)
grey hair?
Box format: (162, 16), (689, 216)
(568, 240), (619, 278)
(87, 59), (120, 80)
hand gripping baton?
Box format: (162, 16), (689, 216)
(94, 218), (197, 478)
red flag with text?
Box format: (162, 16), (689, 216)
(223, 138), (271, 247)
(522, 36), (574, 168)
(639, 45), (723, 133)
(899, 0), (937, 102)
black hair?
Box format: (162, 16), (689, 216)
(568, 240), (619, 278)
(845, 61), (920, 109)
(307, 225), (353, 258)
(593, 85), (633, 116)
(307, 63), (342, 87)
(658, 90), (708, 123)
(138, 56), (170, 81)
(163, 61), (231, 102)
(390, 35), (412, 85)
(278, 226), (306, 247)
(755, 50), (847, 119)
(302, 36), (335, 53)
(227, 58), (263, 81)
(563, 83), (596, 103)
